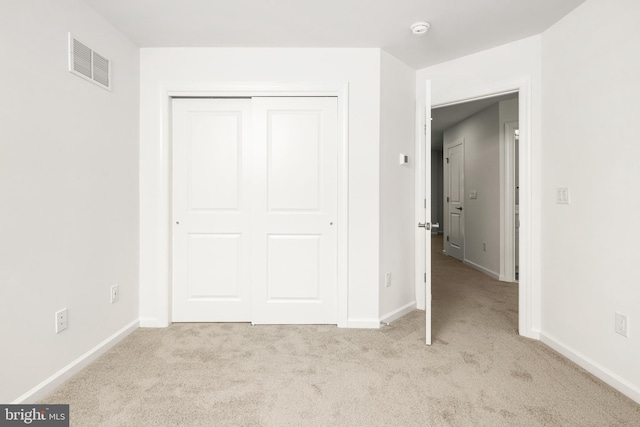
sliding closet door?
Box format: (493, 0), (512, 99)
(171, 99), (252, 322)
(171, 97), (338, 324)
(251, 97), (338, 324)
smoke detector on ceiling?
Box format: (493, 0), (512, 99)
(411, 22), (431, 35)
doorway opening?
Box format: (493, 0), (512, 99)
(430, 92), (521, 331)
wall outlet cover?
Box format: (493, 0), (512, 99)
(615, 312), (628, 337)
(110, 284), (119, 304)
(55, 308), (68, 333)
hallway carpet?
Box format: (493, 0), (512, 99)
(42, 237), (640, 426)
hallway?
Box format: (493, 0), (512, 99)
(431, 234), (518, 342)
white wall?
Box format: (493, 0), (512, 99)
(416, 35), (543, 338)
(540, 0), (640, 401)
(139, 48), (382, 327)
(499, 98), (519, 136)
(444, 105), (501, 276)
(0, 0), (139, 403)
(379, 51), (417, 322)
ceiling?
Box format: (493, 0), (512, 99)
(431, 92), (518, 150)
(83, 0), (585, 69)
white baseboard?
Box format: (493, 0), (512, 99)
(540, 331), (640, 404)
(380, 302), (417, 325)
(139, 317), (161, 327)
(525, 328), (541, 341)
(13, 319), (139, 404)
(463, 259), (500, 280)
(346, 318), (381, 329)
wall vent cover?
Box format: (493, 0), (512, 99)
(68, 33), (111, 91)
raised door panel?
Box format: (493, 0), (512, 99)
(187, 113), (242, 211)
(187, 234), (242, 300)
(268, 111), (321, 212)
(449, 214), (462, 250)
(449, 150), (462, 204)
(267, 235), (321, 300)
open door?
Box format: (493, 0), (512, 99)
(421, 82), (433, 345)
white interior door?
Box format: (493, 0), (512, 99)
(251, 97), (338, 324)
(514, 127), (520, 279)
(172, 98), (252, 322)
(424, 82), (432, 345)
(445, 139), (464, 261)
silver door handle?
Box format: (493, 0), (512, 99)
(419, 222), (440, 231)
(455, 207), (463, 211)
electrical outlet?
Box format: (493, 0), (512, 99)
(385, 273), (392, 288)
(110, 284), (119, 304)
(483, 242), (487, 252)
(615, 312), (628, 337)
(55, 308), (68, 333)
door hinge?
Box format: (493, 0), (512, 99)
(424, 198), (427, 208)
(424, 273), (427, 282)
(446, 158), (449, 164)
(447, 196), (450, 203)
(424, 124), (427, 135)
(446, 235), (449, 242)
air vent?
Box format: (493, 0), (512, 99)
(68, 33), (111, 91)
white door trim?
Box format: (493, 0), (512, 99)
(500, 120), (519, 282)
(416, 76), (538, 340)
(146, 81), (349, 328)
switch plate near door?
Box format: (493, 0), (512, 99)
(556, 187), (570, 204)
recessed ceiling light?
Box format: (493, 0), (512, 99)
(411, 21), (431, 35)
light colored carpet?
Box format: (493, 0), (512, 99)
(42, 236), (640, 426)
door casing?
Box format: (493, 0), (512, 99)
(151, 82), (350, 328)
(415, 77), (538, 340)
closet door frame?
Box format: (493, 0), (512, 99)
(157, 82), (349, 328)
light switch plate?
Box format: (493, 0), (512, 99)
(556, 187), (570, 204)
